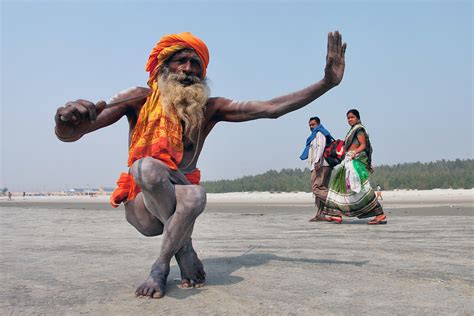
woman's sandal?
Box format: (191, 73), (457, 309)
(328, 216), (343, 224)
(309, 216), (332, 222)
(367, 214), (387, 225)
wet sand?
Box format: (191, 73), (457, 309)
(0, 191), (473, 315)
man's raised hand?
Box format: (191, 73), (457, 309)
(324, 31), (347, 87)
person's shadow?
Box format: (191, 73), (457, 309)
(165, 250), (369, 299)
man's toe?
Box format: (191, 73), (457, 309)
(135, 287), (144, 296)
(144, 288), (155, 297)
(152, 290), (164, 298)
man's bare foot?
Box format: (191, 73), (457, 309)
(175, 244), (206, 288)
(135, 262), (169, 298)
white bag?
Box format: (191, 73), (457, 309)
(345, 159), (361, 193)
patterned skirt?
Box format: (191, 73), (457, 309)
(324, 153), (383, 218)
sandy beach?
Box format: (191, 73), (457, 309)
(1, 189), (473, 315)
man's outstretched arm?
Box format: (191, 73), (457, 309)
(212, 31), (346, 122)
(54, 87), (150, 142)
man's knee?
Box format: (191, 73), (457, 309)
(176, 185), (207, 218)
(312, 185), (324, 196)
(131, 157), (170, 191)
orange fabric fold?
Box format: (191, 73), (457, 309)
(110, 173), (132, 208)
(185, 168), (201, 185)
(145, 32), (209, 79)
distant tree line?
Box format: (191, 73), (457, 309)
(201, 159), (473, 193)
(370, 159), (473, 190)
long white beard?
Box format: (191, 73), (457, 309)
(158, 72), (210, 142)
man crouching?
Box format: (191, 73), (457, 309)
(54, 31), (347, 298)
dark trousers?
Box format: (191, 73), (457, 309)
(311, 166), (331, 215)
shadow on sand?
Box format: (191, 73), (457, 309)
(165, 252), (369, 299)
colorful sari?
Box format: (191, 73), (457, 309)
(324, 124), (383, 218)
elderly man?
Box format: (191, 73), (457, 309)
(54, 31), (346, 298)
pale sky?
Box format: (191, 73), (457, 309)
(1, 0), (472, 192)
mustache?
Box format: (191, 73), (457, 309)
(168, 73), (202, 85)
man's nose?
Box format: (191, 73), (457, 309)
(181, 61), (192, 74)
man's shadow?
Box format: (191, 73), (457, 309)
(165, 251), (369, 299)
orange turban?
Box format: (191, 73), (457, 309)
(145, 32), (210, 79)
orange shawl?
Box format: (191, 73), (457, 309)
(110, 80), (183, 207)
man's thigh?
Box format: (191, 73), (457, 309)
(311, 169), (325, 190)
(125, 159), (191, 234)
(169, 168), (191, 186)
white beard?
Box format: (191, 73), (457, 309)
(158, 71), (210, 142)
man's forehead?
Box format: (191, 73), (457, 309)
(170, 49), (200, 61)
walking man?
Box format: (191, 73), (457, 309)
(300, 117), (333, 222)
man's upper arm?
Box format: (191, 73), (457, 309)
(107, 86), (149, 104)
(87, 86), (149, 133)
(211, 97), (275, 122)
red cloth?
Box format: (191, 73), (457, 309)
(185, 168), (201, 185)
(110, 173), (132, 208)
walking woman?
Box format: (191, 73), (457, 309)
(324, 109), (387, 224)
